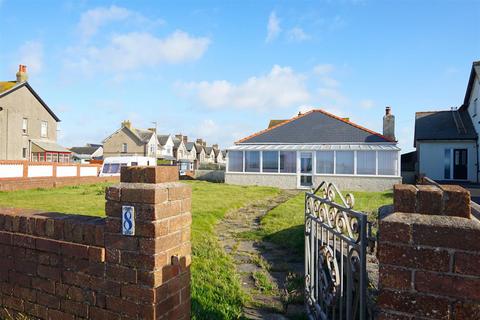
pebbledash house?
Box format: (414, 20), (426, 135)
(225, 108), (401, 191)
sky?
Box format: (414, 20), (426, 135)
(0, 0), (479, 153)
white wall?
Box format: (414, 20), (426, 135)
(56, 166), (77, 177)
(80, 166), (98, 176)
(0, 164), (23, 178)
(465, 74), (480, 179)
(28, 165), (53, 177)
(418, 141), (477, 182)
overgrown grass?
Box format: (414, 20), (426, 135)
(239, 190), (393, 258)
(0, 181), (280, 320)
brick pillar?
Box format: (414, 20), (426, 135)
(103, 166), (191, 319)
(377, 184), (480, 319)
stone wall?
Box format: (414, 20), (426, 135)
(377, 183), (480, 319)
(0, 166), (192, 319)
(194, 169), (225, 182)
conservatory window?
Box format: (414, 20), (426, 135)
(280, 151), (296, 173)
(228, 151), (243, 172)
(335, 151), (354, 174)
(316, 151), (334, 174)
(378, 151), (397, 176)
(245, 151), (260, 172)
(262, 151), (279, 172)
(356, 151), (376, 175)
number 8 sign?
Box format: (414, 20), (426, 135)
(122, 206), (135, 236)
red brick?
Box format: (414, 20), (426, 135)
(61, 299), (88, 317)
(60, 242), (89, 259)
(416, 185), (443, 215)
(413, 219), (480, 251)
(379, 265), (412, 291)
(38, 265), (61, 281)
(378, 219), (411, 244)
(376, 311), (412, 320)
(9, 271), (31, 287)
(454, 302), (480, 320)
(394, 184), (417, 212)
(36, 237), (60, 253)
(168, 214), (192, 232)
(121, 187), (168, 204)
(47, 309), (75, 320)
(33, 277), (55, 294)
(3, 295), (24, 312)
(121, 166), (178, 184)
(155, 292), (180, 313)
(138, 270), (164, 287)
(34, 218), (46, 236)
(168, 184), (192, 201)
(415, 271), (480, 300)
(106, 264), (137, 283)
(378, 243), (450, 272)
(13, 234), (36, 249)
(454, 251), (480, 276)
(90, 306), (120, 320)
(14, 258), (37, 275)
(105, 217), (121, 233)
(104, 233), (139, 251)
(135, 221), (168, 237)
(24, 302), (48, 319)
(441, 184), (471, 218)
(37, 292), (60, 309)
(105, 201), (122, 218)
(89, 246), (106, 262)
(0, 231), (12, 245)
(378, 289), (450, 319)
(13, 286), (36, 302)
(106, 295), (139, 318)
(139, 232), (182, 254)
(106, 185), (122, 201)
(106, 248), (121, 264)
(121, 251), (166, 269)
(94, 224), (104, 246)
(121, 284), (156, 302)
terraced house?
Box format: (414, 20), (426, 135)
(226, 108), (401, 191)
(0, 65), (71, 162)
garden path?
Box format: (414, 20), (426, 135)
(216, 189), (306, 320)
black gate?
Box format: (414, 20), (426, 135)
(304, 181), (373, 320)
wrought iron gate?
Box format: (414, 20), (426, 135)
(304, 181), (373, 320)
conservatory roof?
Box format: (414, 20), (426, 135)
(227, 144), (400, 151)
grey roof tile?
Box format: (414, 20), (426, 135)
(414, 110), (477, 141)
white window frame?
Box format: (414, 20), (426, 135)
(122, 143), (128, 153)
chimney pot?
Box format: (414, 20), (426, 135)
(383, 106), (395, 141)
(16, 64), (28, 83)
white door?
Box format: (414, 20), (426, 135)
(298, 151), (313, 188)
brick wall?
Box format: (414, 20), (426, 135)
(0, 176), (119, 192)
(0, 166), (191, 319)
(377, 184), (480, 319)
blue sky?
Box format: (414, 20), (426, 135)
(0, 0), (479, 152)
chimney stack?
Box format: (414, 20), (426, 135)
(122, 120), (132, 130)
(196, 139), (203, 145)
(212, 144), (219, 150)
(16, 65), (28, 83)
(183, 136), (188, 144)
(383, 106), (395, 141)
(175, 134), (183, 141)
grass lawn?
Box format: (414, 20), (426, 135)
(0, 181), (280, 320)
(239, 190), (393, 258)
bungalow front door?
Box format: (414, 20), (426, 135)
(299, 152), (313, 188)
(453, 149), (468, 180)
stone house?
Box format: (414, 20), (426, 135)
(0, 65), (71, 162)
(103, 121), (158, 158)
(185, 142), (198, 169)
(157, 134), (175, 161)
(413, 61), (480, 182)
(69, 144), (103, 163)
(225, 108), (401, 191)
(195, 139), (206, 164)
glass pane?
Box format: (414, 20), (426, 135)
(102, 164), (111, 173)
(378, 151), (397, 176)
(300, 175), (312, 187)
(110, 164), (120, 173)
(444, 149), (451, 179)
(228, 151), (243, 172)
(336, 151), (354, 174)
(357, 151), (376, 175)
(262, 151), (279, 172)
(300, 152), (312, 173)
(245, 151), (260, 172)
(316, 151), (334, 174)
(280, 151), (296, 173)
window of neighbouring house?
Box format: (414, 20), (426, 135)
(357, 151), (376, 175)
(245, 151), (260, 172)
(335, 151), (354, 174)
(22, 148), (27, 159)
(280, 151), (296, 173)
(46, 153), (52, 162)
(378, 151), (397, 176)
(474, 98), (478, 116)
(444, 149), (451, 179)
(41, 121), (48, 137)
(22, 118), (28, 134)
(122, 143), (128, 153)
(316, 151), (334, 174)
(262, 151), (279, 172)
(228, 151), (243, 172)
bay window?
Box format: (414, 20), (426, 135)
(378, 151), (397, 176)
(245, 151), (260, 172)
(336, 151), (354, 174)
(280, 151), (296, 173)
(316, 151), (334, 174)
(262, 151), (279, 172)
(228, 151), (243, 172)
(356, 151), (376, 175)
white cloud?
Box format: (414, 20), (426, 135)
(313, 64), (335, 75)
(313, 64), (339, 87)
(18, 41), (44, 74)
(78, 5), (164, 40)
(287, 27), (310, 42)
(266, 11), (281, 42)
(360, 99), (375, 109)
(180, 65), (310, 110)
(65, 30), (210, 74)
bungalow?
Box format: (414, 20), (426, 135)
(225, 108), (401, 191)
(70, 144), (103, 163)
(413, 61), (480, 182)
